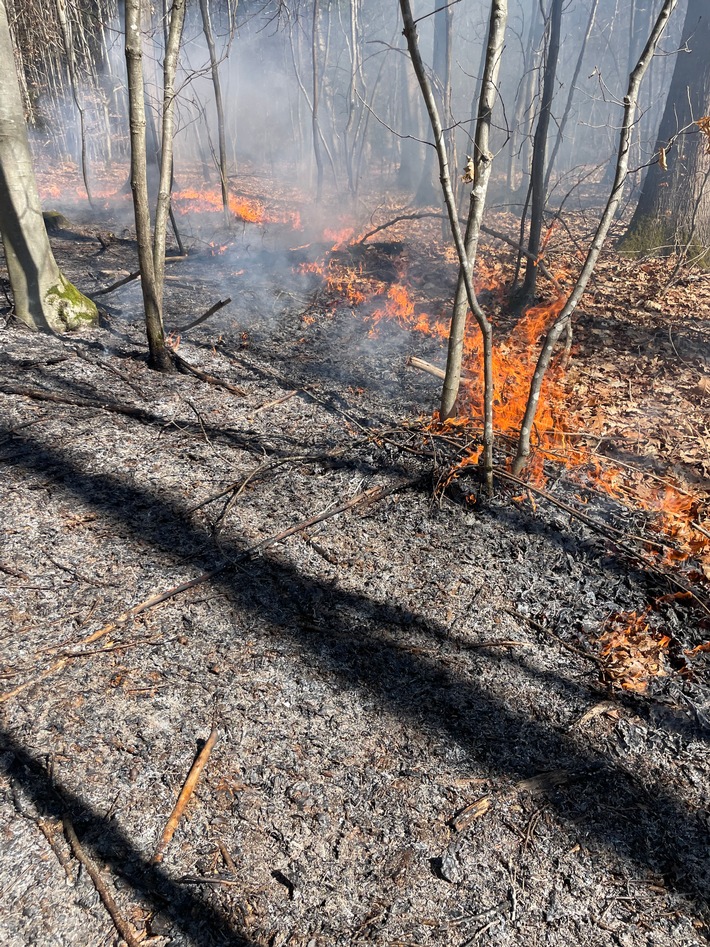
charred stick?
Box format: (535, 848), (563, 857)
(4, 478), (421, 699)
(0, 384), (156, 424)
(173, 353), (245, 396)
(91, 256), (186, 297)
(63, 816), (141, 947)
(91, 269), (141, 296)
(152, 728), (219, 865)
(177, 297), (232, 333)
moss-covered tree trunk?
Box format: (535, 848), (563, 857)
(0, 0), (97, 332)
(622, 0), (710, 260)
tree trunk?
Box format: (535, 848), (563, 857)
(414, 1), (453, 208)
(0, 0), (97, 333)
(519, 0), (563, 304)
(198, 0), (231, 227)
(399, 0), (498, 494)
(621, 0), (710, 261)
(125, 0), (185, 372)
(440, 0), (508, 426)
(512, 0), (679, 477)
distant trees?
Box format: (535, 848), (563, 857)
(0, 0), (97, 332)
(622, 0), (710, 264)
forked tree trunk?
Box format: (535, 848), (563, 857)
(519, 0), (563, 304)
(125, 0), (185, 372)
(0, 0), (97, 333)
(512, 0), (679, 477)
(440, 0), (507, 426)
(198, 0), (231, 227)
(399, 0), (501, 494)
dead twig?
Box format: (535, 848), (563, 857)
(2, 476), (422, 701)
(177, 297), (232, 334)
(63, 815), (141, 947)
(174, 353), (245, 396)
(0, 384), (156, 424)
(152, 727), (219, 865)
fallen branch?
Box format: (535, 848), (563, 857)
(152, 727), (219, 864)
(177, 297), (232, 334)
(91, 256), (186, 297)
(0, 384), (156, 424)
(2, 476), (421, 702)
(174, 353), (245, 396)
(63, 816), (141, 947)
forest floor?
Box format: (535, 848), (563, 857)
(1, 170), (710, 947)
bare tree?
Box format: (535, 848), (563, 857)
(198, 0), (231, 226)
(518, 0), (563, 305)
(399, 0), (507, 493)
(0, 0), (97, 333)
(512, 0), (679, 477)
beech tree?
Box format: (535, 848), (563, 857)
(622, 0), (710, 262)
(0, 0), (97, 332)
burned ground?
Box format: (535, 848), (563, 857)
(1, 201), (709, 947)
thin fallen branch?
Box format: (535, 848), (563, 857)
(91, 269), (141, 296)
(0, 384), (156, 424)
(174, 353), (245, 396)
(91, 256), (186, 297)
(63, 816), (141, 947)
(152, 727), (219, 864)
(1, 476), (421, 702)
(177, 296), (232, 334)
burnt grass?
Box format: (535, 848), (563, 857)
(0, 216), (709, 947)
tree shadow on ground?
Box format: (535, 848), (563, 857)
(1, 422), (709, 943)
(0, 736), (255, 946)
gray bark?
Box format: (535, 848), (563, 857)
(0, 0), (96, 333)
(512, 0), (679, 476)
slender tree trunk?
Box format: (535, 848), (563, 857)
(512, 0), (679, 476)
(125, 0), (185, 372)
(0, 0), (97, 332)
(399, 0), (500, 494)
(311, 0), (324, 201)
(441, 0), (508, 428)
(56, 0), (93, 207)
(198, 0), (231, 226)
(544, 0), (599, 193)
(519, 0), (563, 304)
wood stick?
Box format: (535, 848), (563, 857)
(406, 355), (473, 383)
(173, 353), (245, 396)
(63, 816), (141, 947)
(152, 728), (218, 865)
(177, 297), (232, 333)
(91, 269), (140, 296)
(1, 476), (421, 703)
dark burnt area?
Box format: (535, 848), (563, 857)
(0, 215), (709, 947)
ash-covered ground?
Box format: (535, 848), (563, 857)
(0, 218), (709, 947)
